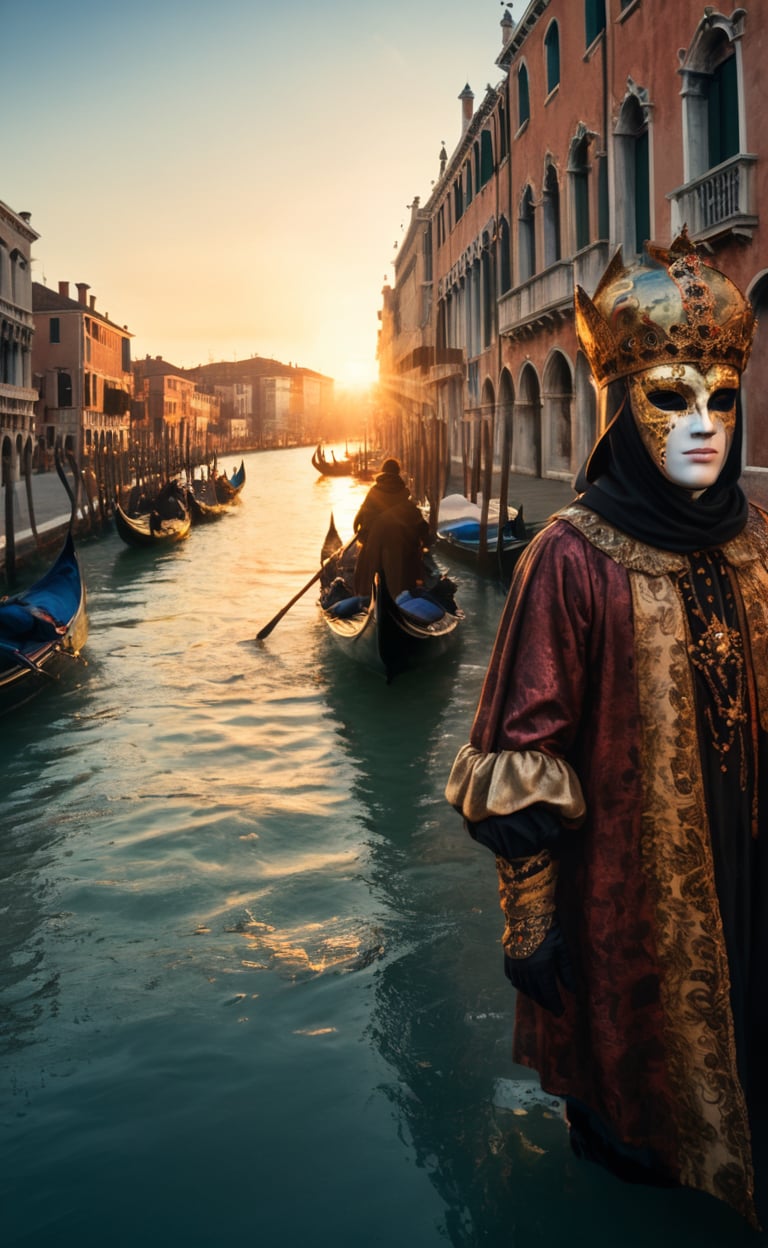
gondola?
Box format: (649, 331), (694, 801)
(0, 530), (88, 712)
(311, 444), (353, 477)
(185, 480), (230, 524)
(114, 500), (191, 547)
(433, 493), (530, 585)
(214, 460), (246, 503)
(318, 520), (462, 683)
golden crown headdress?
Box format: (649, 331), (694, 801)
(574, 229), (756, 389)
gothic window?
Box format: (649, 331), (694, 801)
(498, 100), (508, 161)
(545, 21), (560, 94)
(680, 13), (745, 183)
(615, 87), (652, 257)
(498, 216), (512, 294)
(518, 63), (530, 129)
(569, 132), (591, 251)
(480, 130), (494, 186)
(543, 162), (561, 266)
(585, 0), (606, 48)
(518, 185), (536, 282)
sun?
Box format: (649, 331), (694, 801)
(336, 357), (379, 392)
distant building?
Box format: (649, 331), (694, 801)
(32, 279), (132, 467)
(132, 355), (221, 457)
(379, 0), (768, 502)
(0, 201), (39, 476)
(213, 381), (252, 447)
(185, 358), (333, 446)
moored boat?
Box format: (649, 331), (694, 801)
(311, 444), (353, 477)
(433, 493), (530, 584)
(186, 480), (230, 523)
(214, 460), (246, 503)
(115, 500), (191, 547)
(0, 531), (88, 712)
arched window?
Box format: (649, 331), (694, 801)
(518, 185), (536, 282)
(498, 99), (508, 162)
(465, 159), (473, 206)
(480, 130), (494, 186)
(569, 130), (591, 251)
(518, 63), (530, 129)
(585, 0), (606, 48)
(481, 234), (494, 348)
(498, 217), (512, 294)
(545, 21), (560, 94)
(679, 13), (745, 182)
(615, 86), (651, 257)
(543, 162), (561, 267)
(454, 178), (463, 222)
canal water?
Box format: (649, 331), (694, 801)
(1, 447), (763, 1247)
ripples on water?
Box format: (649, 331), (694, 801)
(1, 449), (761, 1247)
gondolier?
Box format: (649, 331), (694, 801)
(446, 232), (768, 1227)
(353, 458), (429, 599)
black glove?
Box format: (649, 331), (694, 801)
(503, 917), (575, 1017)
(465, 805), (562, 859)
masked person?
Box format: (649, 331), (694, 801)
(445, 231), (768, 1227)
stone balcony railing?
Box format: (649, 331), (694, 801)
(0, 382), (39, 432)
(498, 241), (612, 338)
(668, 153), (758, 241)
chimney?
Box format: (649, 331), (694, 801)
(89, 295), (96, 310)
(76, 282), (90, 305)
(58, 280), (70, 299)
(500, 7), (515, 45)
(459, 83), (474, 134)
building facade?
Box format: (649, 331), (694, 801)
(132, 356), (221, 460)
(32, 279), (133, 471)
(379, 0), (768, 503)
(0, 201), (39, 482)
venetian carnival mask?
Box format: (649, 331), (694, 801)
(573, 230), (755, 485)
(628, 362), (739, 490)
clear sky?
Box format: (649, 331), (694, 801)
(3, 0), (525, 391)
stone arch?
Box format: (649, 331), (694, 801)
(744, 270), (768, 471)
(574, 351), (598, 472)
(513, 362), (542, 476)
(542, 350), (574, 479)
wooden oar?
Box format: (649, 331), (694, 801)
(256, 529), (358, 641)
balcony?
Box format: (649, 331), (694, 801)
(668, 154), (758, 242)
(498, 242), (612, 338)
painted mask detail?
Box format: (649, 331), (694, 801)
(628, 363), (739, 489)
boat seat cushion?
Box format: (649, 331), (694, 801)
(327, 595), (366, 618)
(396, 591), (445, 623)
(0, 602), (35, 637)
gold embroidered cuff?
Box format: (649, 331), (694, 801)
(445, 743), (586, 824)
(497, 850), (558, 959)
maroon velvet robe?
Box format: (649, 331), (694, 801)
(446, 501), (768, 1225)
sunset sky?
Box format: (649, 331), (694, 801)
(4, 0), (524, 391)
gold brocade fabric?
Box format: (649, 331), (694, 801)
(496, 851), (557, 958)
(560, 501), (768, 1223)
(630, 563), (754, 1220)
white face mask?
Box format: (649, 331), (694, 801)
(628, 363), (740, 491)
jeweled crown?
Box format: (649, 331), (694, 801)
(574, 229), (756, 388)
